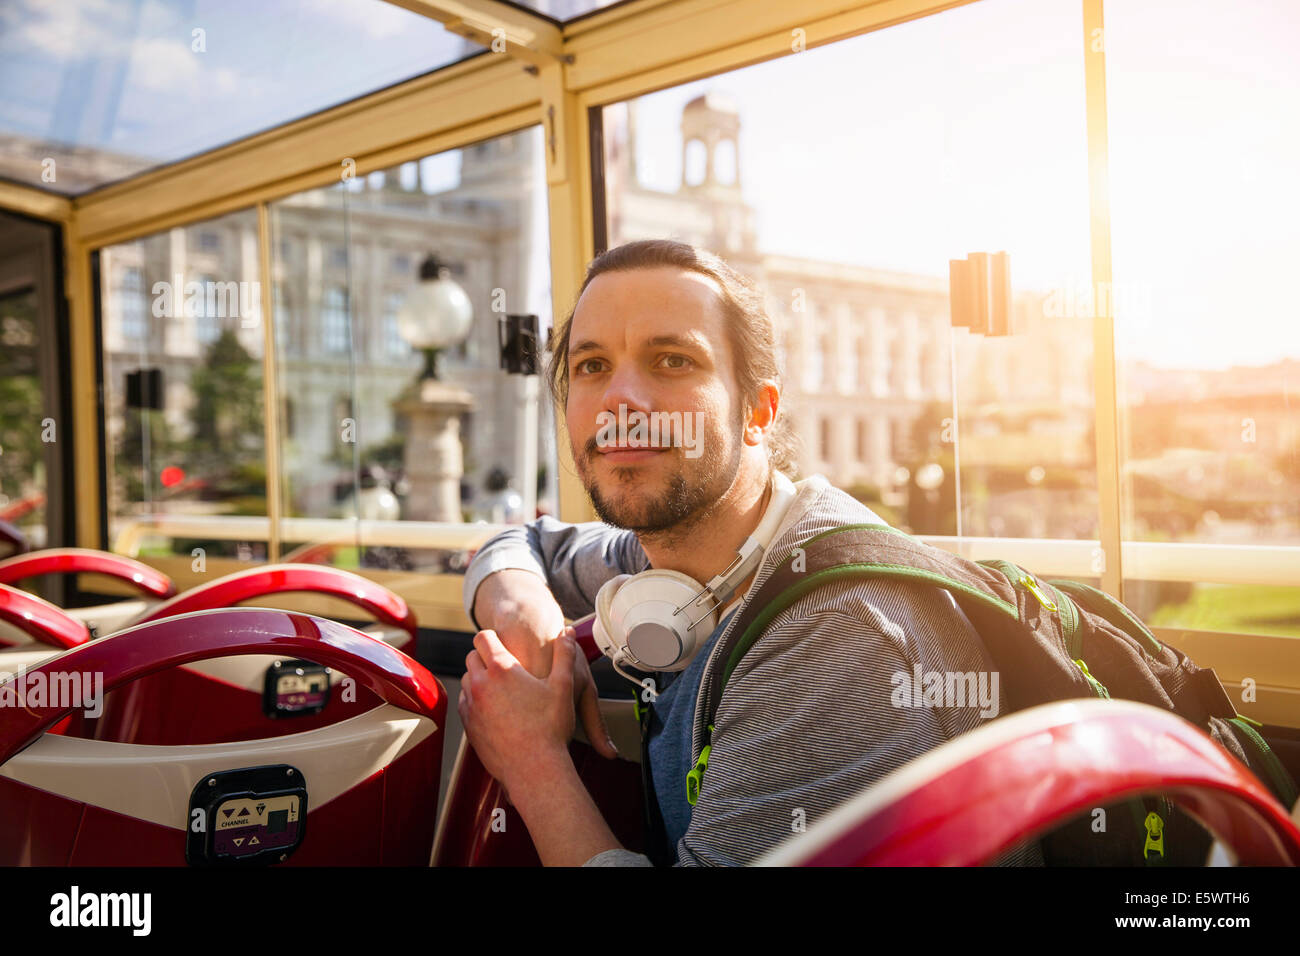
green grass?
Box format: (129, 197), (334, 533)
(1148, 583), (1300, 638)
(329, 546), (360, 569)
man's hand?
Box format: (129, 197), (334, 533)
(472, 568), (566, 678)
(458, 628), (627, 866)
(459, 627), (617, 795)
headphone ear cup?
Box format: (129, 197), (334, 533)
(608, 569), (717, 672)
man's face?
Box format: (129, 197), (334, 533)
(565, 266), (746, 533)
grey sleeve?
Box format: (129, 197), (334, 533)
(582, 848), (655, 867)
(674, 580), (1013, 867)
(463, 515), (650, 628)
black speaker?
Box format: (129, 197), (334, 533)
(499, 313), (539, 375)
(126, 368), (163, 410)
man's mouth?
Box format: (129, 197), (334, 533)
(594, 445), (669, 464)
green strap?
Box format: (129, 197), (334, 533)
(685, 724), (714, 806)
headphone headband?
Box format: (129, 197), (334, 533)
(692, 470), (797, 610)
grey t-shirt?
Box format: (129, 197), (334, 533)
(463, 474), (1040, 866)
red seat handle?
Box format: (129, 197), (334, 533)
(0, 548), (176, 599)
(134, 564), (417, 640)
(759, 699), (1300, 867)
(0, 606), (444, 767)
(0, 583), (92, 649)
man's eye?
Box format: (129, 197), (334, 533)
(659, 354), (692, 370)
(574, 358), (604, 375)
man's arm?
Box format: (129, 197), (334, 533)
(459, 520), (652, 863)
(466, 515), (648, 627)
(465, 517), (648, 676)
(459, 629), (650, 865)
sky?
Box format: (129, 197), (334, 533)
(0, 0), (479, 165)
(2, 0), (1297, 370)
(622, 0), (1300, 371)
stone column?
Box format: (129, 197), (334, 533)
(394, 378), (474, 522)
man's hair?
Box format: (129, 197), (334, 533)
(545, 238), (800, 475)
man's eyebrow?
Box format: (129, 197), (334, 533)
(570, 333), (711, 358)
(645, 333), (711, 354)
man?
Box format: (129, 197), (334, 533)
(459, 238), (1031, 866)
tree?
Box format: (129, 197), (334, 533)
(185, 329), (266, 505)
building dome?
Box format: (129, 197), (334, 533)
(683, 91), (739, 114)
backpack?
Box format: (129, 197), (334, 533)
(695, 522), (1299, 866)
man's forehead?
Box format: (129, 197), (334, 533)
(571, 267), (727, 343)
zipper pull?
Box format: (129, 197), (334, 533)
(1143, 811), (1165, 860)
(1019, 574), (1059, 613)
(685, 725), (715, 806)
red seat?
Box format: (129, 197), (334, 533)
(757, 698), (1300, 867)
(84, 565), (418, 746)
(0, 607), (445, 866)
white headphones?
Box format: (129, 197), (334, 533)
(588, 471), (797, 681)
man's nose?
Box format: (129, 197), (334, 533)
(599, 363), (655, 416)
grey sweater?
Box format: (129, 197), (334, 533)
(463, 474), (1037, 866)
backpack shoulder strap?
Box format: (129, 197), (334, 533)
(702, 523), (1024, 733)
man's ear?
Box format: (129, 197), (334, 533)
(743, 381), (780, 447)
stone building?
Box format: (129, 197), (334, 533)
(603, 92), (1094, 534)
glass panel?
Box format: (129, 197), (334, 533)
(0, 287), (47, 546)
(503, 0), (624, 23)
(100, 208), (267, 560)
(269, 125), (555, 572)
(1106, 0), (1300, 631)
(0, 0), (482, 194)
(602, 0), (1095, 539)
(1125, 580), (1300, 640)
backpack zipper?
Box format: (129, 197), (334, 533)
(1046, 581), (1082, 659)
(1228, 715), (1300, 807)
(1048, 578), (1163, 656)
(985, 560), (1084, 659)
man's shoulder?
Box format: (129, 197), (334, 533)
(773, 474), (889, 547)
(757, 474), (928, 621)
(737, 475), (979, 657)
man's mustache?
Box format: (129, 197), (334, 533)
(584, 406), (706, 460)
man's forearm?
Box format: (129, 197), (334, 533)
(463, 516), (648, 627)
(471, 568), (566, 677)
(507, 747), (624, 867)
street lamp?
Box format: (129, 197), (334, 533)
(397, 253), (473, 380)
(392, 252), (474, 522)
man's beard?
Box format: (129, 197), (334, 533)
(576, 413), (744, 536)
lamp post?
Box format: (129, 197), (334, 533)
(393, 253), (474, 522)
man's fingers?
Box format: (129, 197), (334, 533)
(464, 648), (485, 677)
(577, 672), (618, 759)
(548, 631), (576, 696)
(473, 628), (518, 670)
